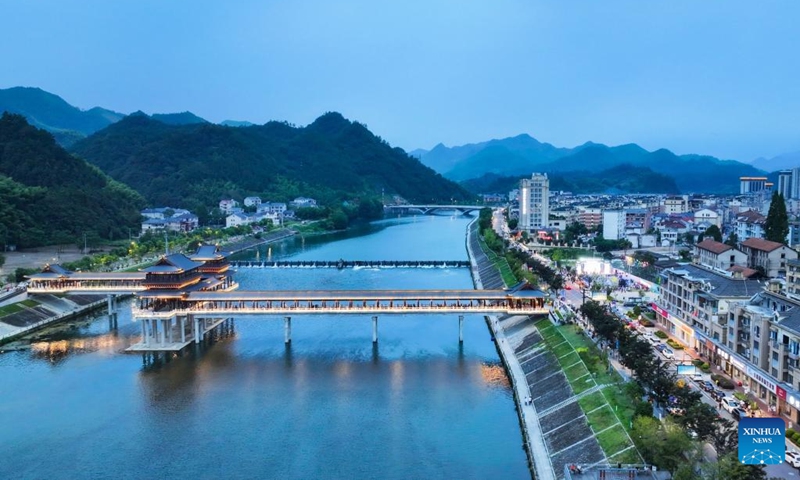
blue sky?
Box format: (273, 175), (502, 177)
(1, 0), (798, 161)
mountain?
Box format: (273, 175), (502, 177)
(461, 164), (680, 195)
(71, 112), (473, 216)
(0, 113), (145, 248)
(221, 120), (255, 127)
(151, 111), (208, 125)
(417, 135), (765, 193)
(751, 151), (800, 172)
(0, 87), (125, 147)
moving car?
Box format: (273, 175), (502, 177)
(721, 397), (741, 413)
(786, 450), (800, 469)
(662, 348), (675, 360)
(697, 380), (716, 392)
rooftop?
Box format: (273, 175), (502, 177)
(664, 264), (762, 298)
(695, 239), (732, 255)
(741, 237), (785, 252)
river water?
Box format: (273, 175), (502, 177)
(0, 215), (530, 479)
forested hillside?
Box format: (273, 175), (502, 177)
(71, 112), (473, 219)
(0, 113), (145, 248)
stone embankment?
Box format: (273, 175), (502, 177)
(466, 220), (607, 480)
(0, 294), (107, 346)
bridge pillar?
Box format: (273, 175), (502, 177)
(158, 319), (166, 344)
(459, 315), (464, 343)
(180, 316), (186, 343)
(372, 316), (378, 343)
(107, 294), (116, 319)
(284, 317), (291, 344)
(141, 319), (148, 345)
(167, 318), (173, 344)
(192, 315), (201, 343)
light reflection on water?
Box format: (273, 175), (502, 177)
(0, 216), (531, 480)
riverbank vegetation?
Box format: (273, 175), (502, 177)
(477, 209), (564, 290)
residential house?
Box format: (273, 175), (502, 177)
(141, 212), (198, 234)
(244, 196), (262, 207)
(219, 199), (240, 214)
(291, 197), (318, 208)
(694, 208), (721, 228)
(740, 238), (798, 278)
(694, 239), (747, 271)
(736, 210), (766, 242)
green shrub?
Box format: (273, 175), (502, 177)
(789, 429), (797, 438)
(666, 339), (684, 350)
(692, 359), (704, 367)
(634, 401), (654, 418)
(700, 362), (711, 373)
(654, 331), (668, 339)
(711, 374), (735, 389)
(793, 432), (800, 444)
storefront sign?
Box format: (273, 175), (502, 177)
(777, 386), (787, 400)
(746, 365), (777, 393)
(651, 303), (668, 318)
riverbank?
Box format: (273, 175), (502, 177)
(465, 219), (556, 480)
(0, 293), (109, 347)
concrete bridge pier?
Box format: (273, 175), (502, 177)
(192, 315), (201, 343)
(372, 316), (378, 343)
(284, 316), (291, 344)
(106, 295), (118, 327)
(459, 315), (464, 343)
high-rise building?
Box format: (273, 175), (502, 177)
(519, 173), (549, 232)
(740, 176), (768, 194)
(779, 170), (793, 200)
(602, 210), (626, 240)
(791, 168), (800, 200)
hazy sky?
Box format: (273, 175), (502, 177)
(2, 1), (798, 161)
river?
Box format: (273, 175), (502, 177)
(0, 215), (530, 479)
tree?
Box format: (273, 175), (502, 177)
(764, 192), (789, 243)
(701, 452), (767, 480)
(724, 232), (739, 247)
(704, 225), (723, 242)
(632, 416), (693, 473)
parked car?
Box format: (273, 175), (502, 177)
(662, 348), (675, 360)
(710, 390), (726, 402)
(731, 407), (748, 421)
(786, 450), (800, 468)
(654, 343), (667, 352)
(698, 380), (716, 392)
(721, 397), (741, 413)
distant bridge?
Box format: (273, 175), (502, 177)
(229, 260), (470, 269)
(384, 204), (485, 215)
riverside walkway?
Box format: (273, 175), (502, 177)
(466, 217), (556, 480)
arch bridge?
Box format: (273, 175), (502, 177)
(383, 204), (485, 216)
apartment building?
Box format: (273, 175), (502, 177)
(602, 210), (626, 240)
(727, 288), (800, 422)
(578, 207), (602, 230)
(654, 264), (760, 351)
(519, 173), (550, 232)
(736, 210), (766, 241)
(740, 238), (797, 278)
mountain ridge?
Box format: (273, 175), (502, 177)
(417, 134), (768, 193)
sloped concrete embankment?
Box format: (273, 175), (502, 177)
(465, 220), (605, 479)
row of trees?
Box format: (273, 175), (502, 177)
(579, 301), (767, 479)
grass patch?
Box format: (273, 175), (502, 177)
(476, 234), (516, 287)
(586, 405), (619, 432)
(563, 362), (590, 382)
(577, 392), (608, 413)
(596, 425), (633, 455)
(0, 303), (23, 317)
(21, 299), (38, 307)
(601, 385), (638, 433)
(608, 448), (640, 464)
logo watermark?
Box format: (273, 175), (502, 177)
(738, 417), (784, 465)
